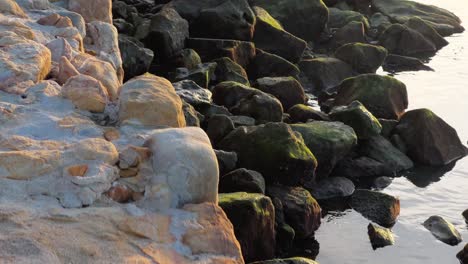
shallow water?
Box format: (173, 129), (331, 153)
(315, 1), (468, 263)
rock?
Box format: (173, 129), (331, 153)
(395, 109), (466, 166)
(214, 150), (238, 176)
(379, 118), (398, 138)
(182, 102), (202, 127)
(379, 24), (436, 57)
(359, 135), (414, 174)
(141, 8), (188, 61)
(333, 74), (408, 119)
(118, 35), (154, 81)
(107, 184), (133, 203)
(0, 0), (27, 17)
(206, 114), (235, 146)
(173, 80), (212, 106)
(369, 12), (392, 37)
(219, 168), (266, 194)
(383, 54), (433, 72)
(119, 74), (186, 127)
(463, 209), (468, 223)
(332, 156), (388, 179)
(334, 43), (388, 74)
(218, 192), (276, 262)
(372, 0), (464, 35)
(170, 0), (255, 41)
(423, 215), (462, 246)
(299, 57), (354, 93)
(249, 0), (329, 41)
(367, 223), (395, 249)
(213, 57), (250, 86)
(250, 258), (319, 264)
(350, 189), (400, 227)
(405, 17), (448, 49)
(212, 81), (283, 123)
(197, 103), (232, 118)
(373, 176), (394, 190)
(171, 49), (202, 70)
(62, 74), (108, 113)
(255, 77), (307, 111)
(248, 49), (300, 80)
(291, 121), (357, 178)
(68, 0), (112, 23)
(230, 115), (256, 127)
(174, 62), (216, 89)
(329, 101), (382, 139)
(332, 21), (366, 48)
(187, 38), (256, 68)
(218, 123), (317, 186)
(252, 6), (307, 63)
(458, 244), (468, 264)
(267, 186), (321, 238)
(288, 104), (330, 122)
(308, 176), (355, 200)
(141, 127), (218, 210)
(328, 7), (369, 29)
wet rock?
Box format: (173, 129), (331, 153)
(405, 17), (448, 49)
(173, 80), (212, 106)
(118, 35), (154, 81)
(457, 244), (468, 264)
(291, 121), (357, 178)
(218, 123), (317, 186)
(249, 0), (329, 41)
(395, 109), (466, 166)
(333, 74), (408, 120)
(219, 168), (266, 194)
(350, 189), (400, 227)
(248, 49), (301, 80)
(379, 24), (436, 57)
(252, 6), (307, 63)
(373, 176), (394, 190)
(119, 74), (186, 127)
(141, 127), (218, 210)
(383, 54), (433, 72)
(423, 215), (462, 246)
(308, 177), (355, 200)
(187, 38), (256, 68)
(367, 223), (395, 249)
(369, 12), (392, 37)
(332, 21), (366, 48)
(255, 77), (307, 111)
(332, 156), (388, 179)
(213, 57), (250, 86)
(288, 104), (330, 122)
(250, 257), (319, 264)
(330, 101), (382, 139)
(299, 57), (354, 93)
(206, 114), (235, 146)
(463, 209), (468, 223)
(219, 192), (276, 262)
(334, 43), (387, 74)
(62, 74), (108, 113)
(328, 7), (369, 29)
(372, 0), (464, 35)
(141, 8), (188, 61)
(267, 186), (321, 238)
(379, 118), (398, 138)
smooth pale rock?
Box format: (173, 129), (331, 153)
(0, 150), (61, 180)
(140, 127), (218, 210)
(119, 74), (186, 127)
(424, 215), (462, 246)
(62, 74), (109, 113)
(0, 0), (27, 17)
(66, 138), (119, 165)
(395, 109), (467, 166)
(68, 0), (112, 23)
(57, 56), (79, 84)
(368, 223), (395, 249)
(351, 189), (400, 227)
(219, 192), (275, 262)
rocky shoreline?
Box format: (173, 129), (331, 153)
(0, 0), (467, 263)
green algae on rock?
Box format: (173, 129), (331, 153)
(367, 223), (395, 249)
(329, 101), (382, 139)
(334, 43), (388, 74)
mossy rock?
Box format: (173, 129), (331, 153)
(367, 223), (395, 249)
(333, 74), (408, 119)
(299, 57), (354, 93)
(218, 122), (317, 186)
(291, 121), (357, 178)
(334, 43), (388, 74)
(379, 24), (436, 57)
(287, 104), (330, 122)
(350, 189), (400, 227)
(253, 6), (284, 30)
(328, 7), (370, 29)
(395, 108), (467, 166)
(255, 77), (307, 111)
(329, 100), (382, 139)
(219, 192), (276, 262)
(405, 17), (448, 49)
(213, 57), (250, 86)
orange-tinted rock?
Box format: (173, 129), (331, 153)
(106, 185), (133, 203)
(67, 164), (88, 177)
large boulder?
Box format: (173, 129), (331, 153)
(248, 49), (300, 80)
(219, 192), (276, 262)
(299, 57), (354, 93)
(213, 57), (250, 86)
(68, 0), (112, 23)
(383, 54), (433, 72)
(140, 127), (218, 210)
(62, 74), (108, 113)
(249, 0), (329, 41)
(267, 186), (321, 238)
(379, 24), (436, 57)
(334, 43), (388, 74)
(329, 101), (382, 139)
(119, 74), (186, 127)
(118, 35), (154, 81)
(255, 77), (307, 111)
(333, 74), (408, 119)
(308, 176), (355, 200)
(218, 123), (317, 186)
(395, 109), (467, 166)
(252, 6), (307, 63)
(350, 189), (400, 227)
(291, 121), (357, 178)
(406, 17), (448, 50)
(332, 21), (366, 48)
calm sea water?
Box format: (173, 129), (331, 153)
(315, 1), (468, 263)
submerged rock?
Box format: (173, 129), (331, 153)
(219, 192), (276, 262)
(457, 244), (468, 264)
(423, 215), (462, 246)
(395, 109), (466, 166)
(367, 223), (395, 249)
(383, 54), (433, 72)
(350, 189), (400, 227)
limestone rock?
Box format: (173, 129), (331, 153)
(68, 0), (112, 23)
(62, 74), (109, 113)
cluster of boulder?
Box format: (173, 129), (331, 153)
(0, 0), (466, 263)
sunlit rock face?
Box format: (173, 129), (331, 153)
(0, 1), (243, 263)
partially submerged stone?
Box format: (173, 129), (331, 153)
(308, 176), (355, 200)
(367, 223), (395, 249)
(350, 189), (400, 227)
(423, 215), (462, 246)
